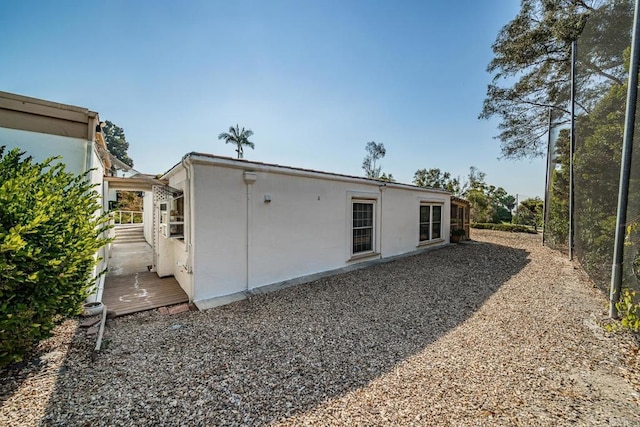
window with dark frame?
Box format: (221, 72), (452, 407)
(352, 202), (374, 254)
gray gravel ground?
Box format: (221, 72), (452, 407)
(1, 230), (639, 426)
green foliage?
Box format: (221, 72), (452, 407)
(0, 147), (111, 367)
(412, 165), (515, 224)
(413, 168), (461, 195)
(514, 197), (544, 228)
(378, 172), (395, 182)
(607, 288), (640, 333)
(463, 168), (515, 224)
(481, 0), (632, 159)
(451, 228), (466, 237)
(102, 120), (133, 167)
(218, 124), (255, 159)
(546, 129), (570, 248)
(471, 223), (538, 234)
(467, 188), (492, 223)
(362, 141), (387, 179)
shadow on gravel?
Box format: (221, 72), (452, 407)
(38, 241), (529, 425)
(0, 319), (85, 426)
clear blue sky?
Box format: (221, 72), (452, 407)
(0, 0), (544, 199)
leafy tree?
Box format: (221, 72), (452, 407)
(546, 129), (571, 248)
(362, 141), (386, 179)
(379, 172), (395, 182)
(465, 166), (487, 192)
(514, 197), (544, 228)
(102, 120), (134, 167)
(413, 168), (461, 195)
(218, 125), (255, 159)
(573, 77), (626, 286)
(480, 0), (632, 159)
(0, 147), (111, 366)
(117, 191), (143, 212)
(460, 167), (515, 223)
(412, 166), (514, 223)
(467, 187), (492, 223)
(487, 186), (516, 223)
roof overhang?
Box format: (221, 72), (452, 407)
(104, 175), (168, 191)
(451, 196), (471, 206)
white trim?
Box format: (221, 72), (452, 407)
(418, 201), (444, 244)
(346, 190), (381, 260)
(167, 154), (451, 195)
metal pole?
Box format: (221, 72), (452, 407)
(543, 107), (553, 246)
(569, 40), (577, 261)
(610, 0), (640, 318)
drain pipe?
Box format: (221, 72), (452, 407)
(379, 183), (386, 255)
(181, 156), (196, 302)
(244, 172), (257, 291)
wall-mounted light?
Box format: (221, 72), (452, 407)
(264, 194), (272, 203)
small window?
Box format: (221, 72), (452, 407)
(419, 203), (443, 242)
(160, 193), (184, 239)
(419, 205), (430, 242)
(352, 201), (374, 254)
(432, 205), (442, 239)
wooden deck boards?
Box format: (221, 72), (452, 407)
(102, 272), (189, 317)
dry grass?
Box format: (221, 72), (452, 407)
(1, 230), (638, 426)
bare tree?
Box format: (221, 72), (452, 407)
(362, 141), (386, 179)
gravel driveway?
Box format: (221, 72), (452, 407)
(1, 230), (639, 426)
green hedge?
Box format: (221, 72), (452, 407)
(0, 147), (111, 367)
(471, 223), (538, 234)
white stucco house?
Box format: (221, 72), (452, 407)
(0, 91), (111, 302)
(155, 152), (453, 309)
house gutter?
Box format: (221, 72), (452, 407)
(184, 154), (450, 195)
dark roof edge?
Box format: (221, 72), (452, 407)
(162, 152), (451, 195)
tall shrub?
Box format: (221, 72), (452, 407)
(0, 147), (110, 366)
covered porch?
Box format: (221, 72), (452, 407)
(102, 174), (189, 317)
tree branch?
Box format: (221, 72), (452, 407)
(580, 59), (624, 85)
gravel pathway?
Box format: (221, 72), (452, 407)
(1, 230), (638, 426)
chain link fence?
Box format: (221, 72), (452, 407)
(544, 0), (639, 294)
(623, 99), (640, 292)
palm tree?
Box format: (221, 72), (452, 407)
(217, 125), (255, 159)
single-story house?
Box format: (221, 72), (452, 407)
(0, 91), (111, 302)
(155, 152), (455, 309)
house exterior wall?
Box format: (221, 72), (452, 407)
(162, 156), (451, 307)
(0, 127), (89, 176)
(190, 163), (248, 300)
(380, 187), (450, 257)
(157, 167), (193, 297)
(0, 92), (109, 303)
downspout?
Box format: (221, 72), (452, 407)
(85, 113), (97, 174)
(181, 156), (196, 302)
(244, 172), (257, 291)
(379, 183), (386, 256)
(86, 113), (102, 302)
